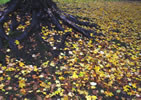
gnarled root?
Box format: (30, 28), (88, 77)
(0, 0), (103, 61)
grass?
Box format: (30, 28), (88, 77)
(0, 0), (9, 4)
(0, 0), (139, 5)
(55, 0), (139, 3)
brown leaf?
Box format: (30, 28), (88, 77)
(33, 83), (38, 90)
(0, 96), (4, 100)
(36, 95), (42, 100)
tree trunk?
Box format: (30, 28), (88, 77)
(0, 0), (103, 63)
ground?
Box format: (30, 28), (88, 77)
(0, 1), (141, 100)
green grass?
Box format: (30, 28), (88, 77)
(0, 0), (139, 5)
(0, 0), (9, 4)
(55, 0), (135, 3)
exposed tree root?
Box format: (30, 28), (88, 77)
(0, 0), (104, 64)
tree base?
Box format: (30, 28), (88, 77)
(0, 0), (103, 63)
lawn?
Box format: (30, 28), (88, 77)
(0, 0), (141, 100)
(0, 0), (9, 4)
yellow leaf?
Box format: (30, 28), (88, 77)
(94, 65), (100, 72)
(72, 44), (77, 48)
(50, 61), (55, 66)
(123, 85), (130, 92)
(132, 83), (137, 88)
(0, 84), (5, 89)
(68, 28), (72, 32)
(40, 82), (49, 88)
(91, 86), (96, 89)
(127, 92), (133, 96)
(64, 30), (68, 32)
(62, 95), (69, 100)
(59, 76), (65, 80)
(104, 91), (114, 97)
(0, 77), (3, 82)
(106, 63), (111, 68)
(90, 33), (94, 37)
(86, 96), (91, 100)
(47, 37), (54, 42)
(15, 40), (20, 45)
(75, 34), (79, 38)
(34, 66), (38, 72)
(93, 48), (99, 54)
(42, 61), (49, 67)
(72, 72), (78, 79)
(19, 79), (26, 88)
(19, 62), (25, 67)
(42, 36), (46, 40)
(91, 95), (97, 100)
(7, 77), (11, 80)
(72, 88), (76, 92)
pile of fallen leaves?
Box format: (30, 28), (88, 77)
(0, 1), (141, 100)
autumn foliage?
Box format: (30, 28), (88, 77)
(0, 1), (141, 100)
